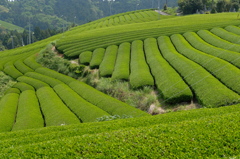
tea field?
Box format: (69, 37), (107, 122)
(0, 10), (239, 157)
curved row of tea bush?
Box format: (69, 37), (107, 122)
(17, 76), (49, 90)
(32, 67), (148, 117)
(210, 27), (240, 44)
(54, 84), (110, 122)
(129, 40), (154, 89)
(197, 30), (240, 52)
(111, 42), (131, 81)
(144, 38), (193, 104)
(79, 51), (92, 65)
(12, 82), (35, 92)
(12, 90), (44, 131)
(57, 20), (240, 57)
(25, 72), (63, 87)
(158, 36), (240, 107)
(14, 60), (34, 74)
(36, 86), (80, 126)
(225, 25), (240, 35)
(89, 48), (105, 69)
(99, 45), (118, 77)
(3, 63), (23, 79)
(183, 32), (240, 68)
(0, 93), (19, 133)
(171, 34), (240, 94)
(69, 81), (149, 117)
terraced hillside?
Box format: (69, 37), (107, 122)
(0, 20), (24, 32)
(0, 10), (239, 157)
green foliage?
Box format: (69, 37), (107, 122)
(197, 30), (240, 52)
(4, 88), (20, 95)
(90, 48), (105, 69)
(158, 36), (240, 107)
(12, 82), (35, 92)
(25, 72), (63, 87)
(99, 45), (118, 77)
(225, 25), (240, 35)
(79, 51), (92, 65)
(129, 40), (154, 89)
(171, 34), (240, 94)
(96, 115), (133, 122)
(14, 60), (34, 74)
(35, 67), (75, 84)
(24, 55), (43, 70)
(54, 84), (110, 123)
(210, 27), (240, 44)
(144, 38), (193, 104)
(3, 63), (23, 79)
(111, 42), (131, 81)
(0, 93), (19, 132)
(183, 32), (240, 68)
(69, 81), (150, 117)
(36, 87), (80, 127)
(0, 71), (16, 99)
(0, 104), (239, 157)
(12, 90), (44, 131)
(95, 78), (160, 111)
(17, 76), (49, 90)
(36, 45), (84, 78)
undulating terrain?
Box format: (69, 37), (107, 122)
(0, 10), (239, 158)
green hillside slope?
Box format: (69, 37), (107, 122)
(0, 10), (239, 157)
(0, 20), (24, 32)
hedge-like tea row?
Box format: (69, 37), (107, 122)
(36, 87), (80, 126)
(3, 63), (23, 79)
(17, 76), (49, 90)
(12, 90), (44, 131)
(79, 51), (92, 65)
(54, 84), (110, 123)
(158, 36), (240, 107)
(99, 45), (118, 77)
(183, 32), (240, 68)
(171, 34), (240, 94)
(69, 81), (149, 117)
(12, 82), (35, 92)
(111, 42), (131, 81)
(197, 30), (240, 52)
(0, 93), (19, 132)
(35, 67), (75, 84)
(4, 88), (20, 95)
(25, 72), (63, 87)
(14, 60), (34, 74)
(225, 25), (240, 35)
(210, 27), (240, 44)
(90, 48), (105, 69)
(129, 40), (154, 88)
(23, 55), (42, 70)
(144, 38), (193, 104)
